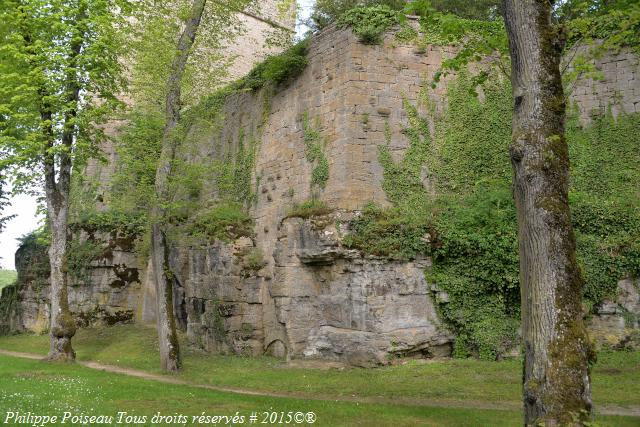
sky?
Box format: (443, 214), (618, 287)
(0, 1), (316, 271)
(297, 0), (314, 37)
(1, 189), (42, 270)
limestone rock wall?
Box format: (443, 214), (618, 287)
(4, 24), (640, 363)
(588, 278), (640, 350)
(9, 230), (143, 335)
(567, 46), (640, 124)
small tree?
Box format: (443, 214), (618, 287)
(137, 0), (257, 371)
(0, 0), (128, 361)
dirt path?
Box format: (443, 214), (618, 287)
(1, 349), (638, 417)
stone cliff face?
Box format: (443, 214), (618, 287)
(167, 211), (453, 365)
(8, 229), (143, 335)
(4, 24), (640, 363)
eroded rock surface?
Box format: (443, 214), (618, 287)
(589, 278), (640, 350)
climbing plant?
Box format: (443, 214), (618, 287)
(345, 69), (640, 359)
(302, 113), (329, 190)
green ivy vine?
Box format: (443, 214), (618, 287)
(345, 70), (640, 359)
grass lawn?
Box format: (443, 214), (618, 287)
(0, 269), (16, 290)
(0, 324), (638, 426)
(0, 355), (636, 427)
(0, 354), (521, 427)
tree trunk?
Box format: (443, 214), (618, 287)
(502, 1), (594, 425)
(44, 191), (75, 362)
(151, 0), (207, 372)
(43, 3), (86, 362)
(43, 89), (76, 362)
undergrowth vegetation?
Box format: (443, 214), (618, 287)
(338, 5), (401, 44)
(185, 201), (253, 243)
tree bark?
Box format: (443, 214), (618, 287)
(43, 80), (78, 361)
(42, 4), (86, 362)
(151, 0), (207, 372)
(44, 185), (75, 362)
(502, 1), (594, 425)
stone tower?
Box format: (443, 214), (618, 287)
(229, 2), (297, 78)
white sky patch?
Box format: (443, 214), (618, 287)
(296, 0), (315, 38)
(1, 190), (41, 270)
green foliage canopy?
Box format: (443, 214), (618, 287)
(0, 0), (130, 192)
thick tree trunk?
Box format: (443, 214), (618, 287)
(43, 91), (76, 363)
(42, 4), (86, 362)
(45, 196), (75, 362)
(151, 0), (207, 372)
(502, 1), (594, 425)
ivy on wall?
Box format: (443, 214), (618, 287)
(346, 70), (640, 359)
(568, 112), (640, 308)
(302, 112), (329, 190)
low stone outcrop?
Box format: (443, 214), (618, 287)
(589, 278), (640, 350)
(8, 230), (143, 334)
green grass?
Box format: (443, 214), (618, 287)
(0, 354), (519, 427)
(0, 324), (638, 419)
(0, 269), (17, 290)
(0, 354), (636, 427)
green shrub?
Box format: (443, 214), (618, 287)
(343, 202), (433, 260)
(237, 39), (309, 91)
(72, 210), (147, 238)
(310, 0), (405, 30)
(242, 248), (267, 272)
(187, 202), (253, 243)
(287, 199), (333, 219)
(338, 5), (401, 44)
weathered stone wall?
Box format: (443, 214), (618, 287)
(83, 0), (296, 206)
(567, 46), (640, 123)
(9, 230), (144, 334)
(153, 25), (640, 363)
(5, 23), (640, 362)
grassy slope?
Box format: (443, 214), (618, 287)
(0, 324), (638, 416)
(0, 269), (16, 290)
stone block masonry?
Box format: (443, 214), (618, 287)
(567, 45), (640, 123)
